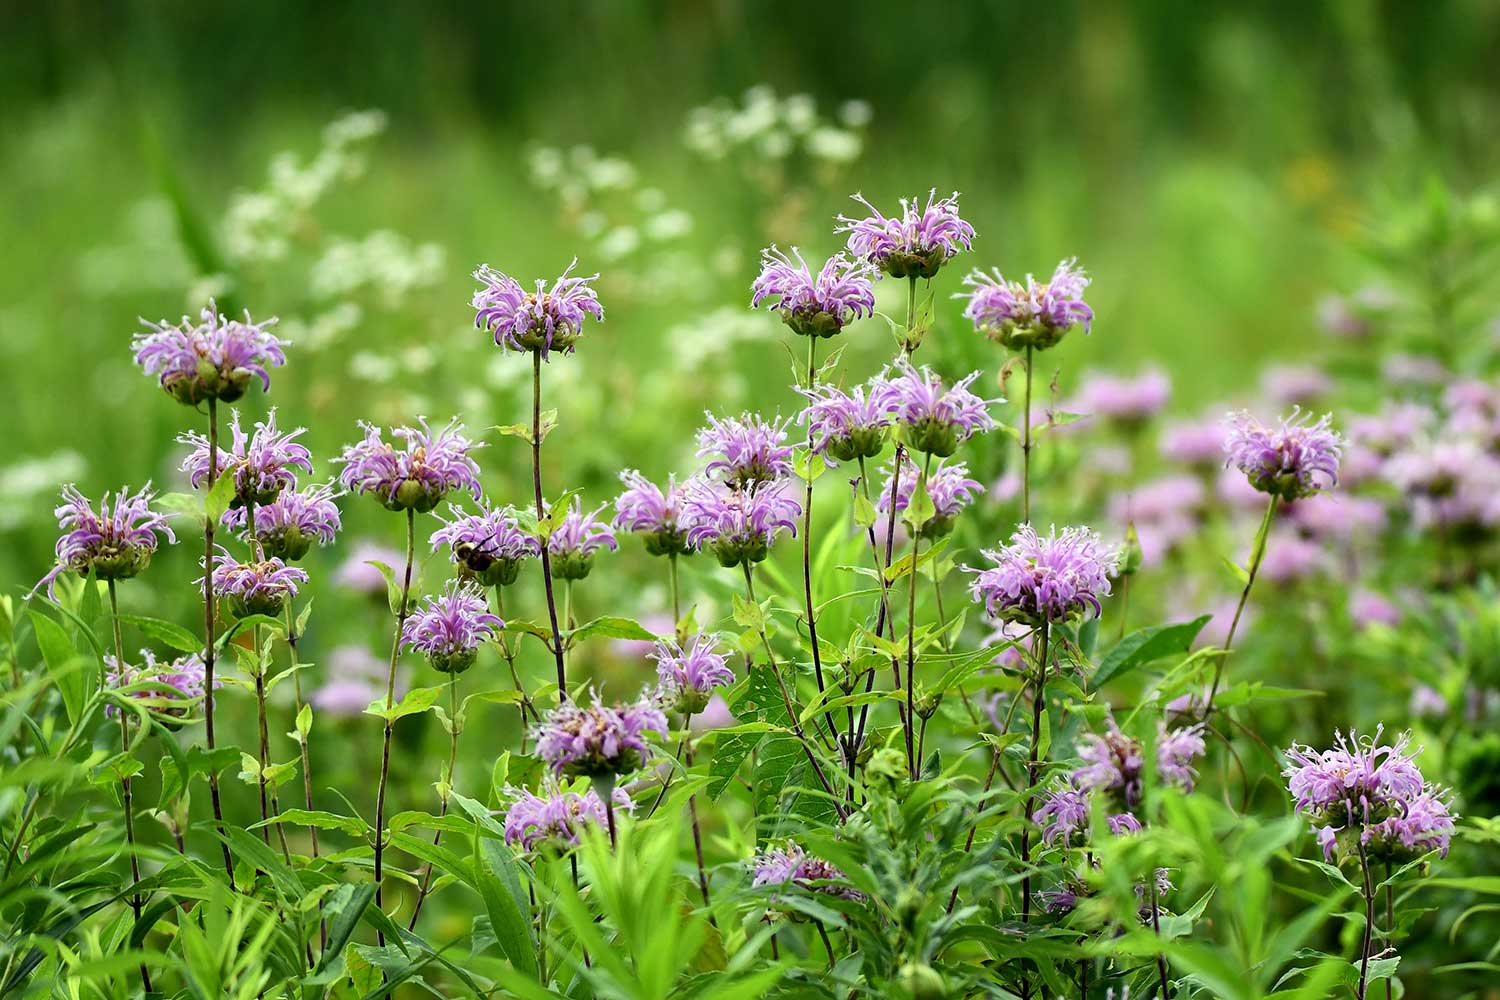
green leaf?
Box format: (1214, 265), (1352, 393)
(1091, 615), (1211, 690)
(366, 685), (445, 722)
(903, 473), (936, 529)
(205, 469), (237, 524)
(473, 835), (538, 979)
(883, 537), (950, 583)
(853, 490), (877, 529)
(316, 884), (376, 974)
(29, 610), (85, 725)
(258, 808), (369, 836)
(569, 615), (657, 644)
(793, 446), (828, 484)
(295, 702), (313, 738)
(731, 592), (768, 632)
(154, 491), (205, 528)
(365, 560), (408, 617)
(117, 614), (200, 653)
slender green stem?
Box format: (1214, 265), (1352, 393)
(107, 580), (152, 994)
(1384, 862), (1394, 1000)
(1019, 620), (1052, 1000)
(531, 350), (569, 696)
(373, 507), (416, 946)
(903, 452), (933, 776)
(201, 397), (234, 887)
(1356, 840), (1376, 1000)
(1021, 345), (1034, 524)
(800, 336), (832, 726)
(494, 587), (537, 749)
(1205, 495), (1279, 717)
(408, 670), (461, 930)
(1150, 874), (1171, 998)
(668, 553), (682, 632)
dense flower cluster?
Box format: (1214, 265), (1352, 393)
(680, 478), (800, 567)
(400, 579), (504, 674)
(966, 525), (1116, 625)
(651, 633), (735, 715)
(750, 246), (876, 338)
(207, 547), (309, 617)
(226, 483), (341, 561)
(1284, 727), (1455, 863)
(797, 380), (896, 462)
(33, 484), (176, 598)
(533, 690), (668, 778)
(180, 408), (312, 505)
(961, 258), (1094, 351)
(612, 470), (691, 557)
(336, 418), (483, 513)
(547, 499), (618, 581)
(1073, 370), (1171, 427)
(503, 782), (634, 853)
(696, 412), (794, 487)
(836, 189), (975, 278)
(1223, 409), (1342, 502)
(879, 359), (995, 457)
(878, 458), (982, 538)
(104, 648), (212, 721)
(751, 842), (864, 902)
(472, 259), (604, 358)
(430, 502), (539, 587)
(132, 300), (286, 405)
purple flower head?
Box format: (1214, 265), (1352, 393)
(1316, 286), (1396, 340)
(837, 189), (975, 278)
(651, 633), (735, 715)
(878, 359), (996, 457)
(1073, 370), (1171, 428)
(1224, 408), (1342, 501)
(751, 842), (864, 902)
(205, 546), (309, 618)
(336, 417), (483, 513)
(1386, 438), (1500, 537)
(400, 578), (504, 674)
(224, 482), (342, 561)
(180, 408), (312, 507)
(1073, 719), (1205, 811)
(1352, 589), (1402, 630)
(1408, 684), (1446, 719)
(612, 470), (691, 557)
(796, 379), (897, 463)
(1283, 494), (1386, 545)
(696, 412), (795, 488)
(680, 477), (800, 567)
(1261, 365), (1333, 407)
(1036, 787), (1092, 846)
(533, 688), (668, 778)
(132, 300), (286, 405)
(472, 259), (604, 359)
(503, 782), (634, 854)
(547, 498), (618, 581)
(33, 484), (176, 598)
(1258, 529), (1330, 584)
(1159, 418), (1228, 468)
(335, 540), (404, 594)
(105, 648), (214, 723)
(1156, 722), (1207, 790)
(961, 258), (1094, 351)
(1284, 726), (1455, 862)
(878, 458), (982, 539)
(751, 246), (876, 338)
(965, 524), (1116, 625)
(430, 501), (538, 587)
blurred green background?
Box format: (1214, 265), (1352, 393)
(5, 0), (1500, 600)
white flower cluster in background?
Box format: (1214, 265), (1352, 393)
(683, 85), (871, 166)
(527, 144), (695, 265)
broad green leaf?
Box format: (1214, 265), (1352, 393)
(1091, 615), (1212, 690)
(117, 614), (200, 653)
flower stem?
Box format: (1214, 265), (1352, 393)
(1150, 873), (1172, 998)
(493, 586), (537, 748)
(201, 397), (235, 888)
(107, 579), (153, 994)
(800, 336), (832, 730)
(1356, 840), (1376, 1000)
(903, 451), (934, 777)
(1019, 620), (1052, 999)
(407, 669), (461, 930)
(1021, 345), (1034, 524)
(373, 506), (416, 946)
(531, 350), (568, 696)
(1204, 494), (1279, 718)
(740, 563), (844, 814)
(668, 553), (682, 633)
(284, 601), (325, 953)
(1384, 861), (1394, 1000)
(851, 448), (908, 756)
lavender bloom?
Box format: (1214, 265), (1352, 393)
(797, 380), (897, 463)
(879, 359), (996, 457)
(696, 412), (795, 487)
(180, 408), (312, 506)
(132, 300), (286, 405)
(1387, 439), (1500, 536)
(612, 470), (691, 557)
(1075, 720), (1206, 811)
(1408, 684), (1447, 719)
(960, 258), (1094, 351)
(225, 483), (341, 561)
(1258, 529), (1330, 584)
(877, 458), (982, 538)
(547, 499), (618, 581)
(472, 259), (604, 358)
(1224, 409), (1342, 501)
(1351, 589), (1402, 630)
(1036, 787), (1092, 846)
(1159, 418), (1228, 468)
(1284, 494), (1386, 545)
(336, 418), (483, 513)
(651, 633), (735, 715)
(966, 524), (1116, 625)
(751, 842), (864, 902)
(750, 246), (876, 338)
(1073, 370), (1171, 427)
(1284, 727), (1456, 862)
(206, 546), (309, 617)
(430, 502), (538, 587)
(334, 540), (404, 594)
(680, 477), (800, 567)
(503, 782), (634, 854)
(1317, 286), (1395, 340)
(837, 189), (975, 278)
(400, 579), (504, 674)
(312, 645), (401, 716)
(105, 648), (213, 721)
(533, 689), (668, 778)
(33, 484), (176, 598)
(1261, 365), (1333, 407)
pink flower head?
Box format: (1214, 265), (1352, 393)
(751, 246), (876, 338)
(651, 633), (735, 715)
(837, 189), (975, 278)
(33, 484), (176, 598)
(430, 501), (538, 587)
(533, 688), (668, 778)
(696, 412), (795, 488)
(966, 524), (1116, 625)
(400, 578), (503, 673)
(205, 546), (308, 617)
(472, 259), (604, 359)
(547, 498), (618, 581)
(878, 358), (996, 457)
(680, 477), (800, 567)
(961, 258), (1094, 351)
(179, 407), (312, 506)
(797, 379), (898, 463)
(612, 470), (691, 556)
(132, 299), (285, 405)
(503, 782), (633, 854)
(1224, 408), (1342, 501)
(336, 418), (483, 513)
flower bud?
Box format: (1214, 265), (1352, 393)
(429, 647), (478, 675)
(260, 525), (312, 562)
(865, 747), (908, 794)
(826, 425), (889, 464)
(1119, 523), (1144, 577)
(898, 962), (948, 1000)
(551, 550), (596, 581)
